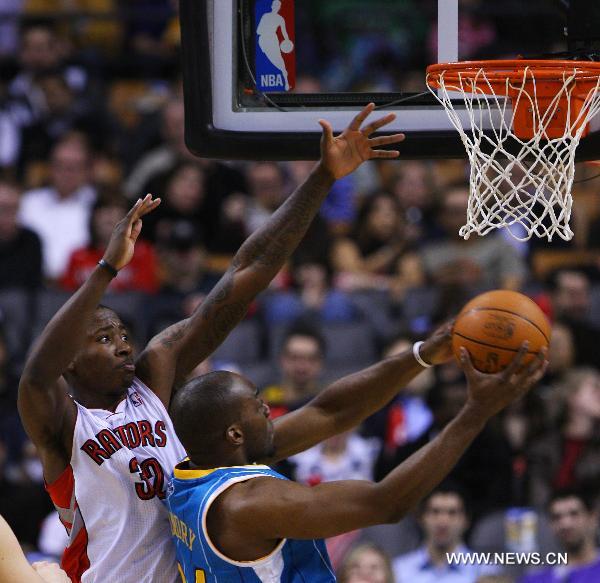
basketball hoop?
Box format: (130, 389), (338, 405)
(426, 60), (600, 241)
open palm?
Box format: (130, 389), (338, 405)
(319, 103), (405, 180)
(103, 194), (161, 270)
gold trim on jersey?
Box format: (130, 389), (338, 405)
(173, 461), (270, 480)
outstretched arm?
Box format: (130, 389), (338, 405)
(136, 104), (405, 404)
(219, 347), (547, 552)
(18, 196), (160, 483)
(0, 513), (70, 583)
(265, 323), (453, 463)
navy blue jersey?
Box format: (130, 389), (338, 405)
(166, 463), (336, 582)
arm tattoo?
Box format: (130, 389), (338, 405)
(195, 272), (249, 352)
(165, 167), (334, 377)
(159, 320), (190, 349)
(236, 167), (334, 270)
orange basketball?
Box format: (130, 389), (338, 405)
(452, 290), (551, 374)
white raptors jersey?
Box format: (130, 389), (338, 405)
(46, 378), (186, 583)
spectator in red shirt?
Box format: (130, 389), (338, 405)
(61, 195), (158, 293)
(527, 368), (600, 507)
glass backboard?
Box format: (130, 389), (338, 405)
(179, 0), (600, 160)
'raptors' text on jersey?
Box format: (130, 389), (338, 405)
(46, 378), (186, 583)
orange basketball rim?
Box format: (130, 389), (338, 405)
(427, 59), (600, 140)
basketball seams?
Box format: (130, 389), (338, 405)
(458, 306), (550, 344)
(452, 290), (551, 373)
(453, 331), (540, 355)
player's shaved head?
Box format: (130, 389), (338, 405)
(96, 304), (117, 316)
(89, 305), (123, 333)
(170, 371), (249, 458)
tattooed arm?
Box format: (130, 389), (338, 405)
(136, 104), (405, 405)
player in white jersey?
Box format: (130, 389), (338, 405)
(18, 104), (424, 583)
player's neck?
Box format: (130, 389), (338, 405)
(70, 385), (128, 412)
(188, 451), (248, 470)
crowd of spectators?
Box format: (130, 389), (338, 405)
(1, 1), (600, 582)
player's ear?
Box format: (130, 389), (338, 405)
(226, 424), (244, 446)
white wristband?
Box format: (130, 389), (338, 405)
(413, 341), (432, 368)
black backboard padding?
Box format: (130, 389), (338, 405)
(179, 0), (600, 162)
(568, 0), (600, 44)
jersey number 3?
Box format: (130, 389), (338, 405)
(129, 457), (166, 500)
(178, 564), (206, 582)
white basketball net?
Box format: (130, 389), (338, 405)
(427, 65), (600, 241)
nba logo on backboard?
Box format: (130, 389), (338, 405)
(255, 0), (296, 92)
(130, 391), (144, 407)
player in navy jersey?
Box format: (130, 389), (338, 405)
(167, 346), (547, 582)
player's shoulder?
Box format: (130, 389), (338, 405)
(222, 470), (286, 499)
(216, 474), (284, 520)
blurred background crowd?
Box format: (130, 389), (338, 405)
(1, 0), (600, 581)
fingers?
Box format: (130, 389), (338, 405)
(368, 133), (406, 148)
(348, 102), (376, 131)
(515, 348), (548, 388)
(502, 342), (529, 379)
(126, 197), (143, 218)
(362, 113), (397, 136)
(318, 119), (334, 143)
(128, 194), (161, 223)
(459, 347), (477, 380)
(440, 318), (455, 340)
(130, 219), (143, 244)
(138, 196), (161, 218)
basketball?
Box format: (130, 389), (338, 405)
(280, 39), (294, 54)
(452, 290), (551, 374)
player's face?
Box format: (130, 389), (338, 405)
(70, 309), (135, 394)
(239, 383), (275, 462)
(422, 493), (467, 550)
(550, 498), (596, 552)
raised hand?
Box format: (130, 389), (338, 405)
(103, 194), (161, 271)
(318, 103), (405, 180)
(460, 343), (548, 421)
